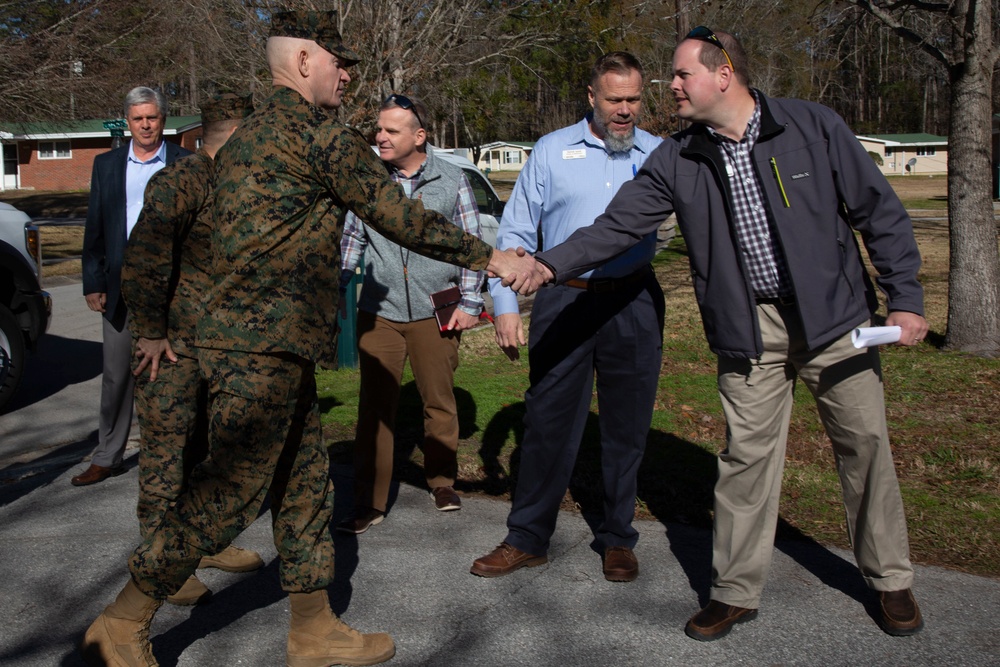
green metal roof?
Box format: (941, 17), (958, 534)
(0, 115), (202, 139)
(857, 133), (948, 145)
(480, 140), (535, 149)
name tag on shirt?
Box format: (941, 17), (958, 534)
(563, 149), (586, 160)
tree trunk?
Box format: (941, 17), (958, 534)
(675, 0), (689, 131)
(944, 22), (1000, 354)
(189, 43), (198, 114)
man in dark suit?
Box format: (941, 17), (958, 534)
(75, 86), (191, 487)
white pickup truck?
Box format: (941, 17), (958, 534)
(0, 202), (50, 412)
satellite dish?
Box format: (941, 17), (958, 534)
(905, 157), (917, 173)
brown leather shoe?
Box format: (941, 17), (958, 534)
(470, 542), (547, 578)
(685, 600), (758, 641)
(335, 508), (385, 535)
(603, 546), (639, 582)
(878, 589), (924, 636)
(71, 464), (126, 487)
(431, 486), (461, 511)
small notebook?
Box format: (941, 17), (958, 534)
(429, 286), (462, 332)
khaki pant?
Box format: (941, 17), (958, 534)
(129, 349), (333, 598)
(353, 312), (461, 512)
(711, 304), (914, 608)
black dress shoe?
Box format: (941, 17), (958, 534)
(685, 600), (758, 641)
(877, 589), (924, 636)
(71, 464), (126, 487)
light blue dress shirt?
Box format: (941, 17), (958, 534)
(489, 116), (663, 316)
(125, 140), (168, 239)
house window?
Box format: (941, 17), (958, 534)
(883, 147), (893, 157)
(38, 140), (71, 159)
(503, 150), (521, 165)
(916, 147), (936, 156)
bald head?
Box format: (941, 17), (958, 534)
(267, 36), (313, 85)
(266, 36), (352, 109)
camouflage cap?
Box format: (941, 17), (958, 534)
(269, 10), (361, 66)
(200, 93), (254, 122)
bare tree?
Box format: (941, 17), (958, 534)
(844, 0), (1000, 355)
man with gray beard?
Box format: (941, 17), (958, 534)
(470, 52), (665, 582)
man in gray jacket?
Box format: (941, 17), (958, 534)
(528, 28), (926, 641)
(337, 94), (485, 533)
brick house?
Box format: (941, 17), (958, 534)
(0, 116), (203, 191)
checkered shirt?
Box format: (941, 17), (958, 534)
(707, 93), (793, 299)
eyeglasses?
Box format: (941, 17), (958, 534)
(687, 26), (735, 72)
(384, 94), (423, 129)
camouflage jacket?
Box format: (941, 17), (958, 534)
(122, 149), (215, 357)
(199, 86), (492, 367)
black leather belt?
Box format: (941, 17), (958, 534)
(755, 294), (796, 306)
(564, 266), (651, 294)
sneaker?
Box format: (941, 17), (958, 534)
(431, 486), (461, 511)
(335, 508), (385, 534)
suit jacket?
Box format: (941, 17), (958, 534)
(82, 141), (191, 330)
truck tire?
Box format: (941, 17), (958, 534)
(0, 303), (25, 413)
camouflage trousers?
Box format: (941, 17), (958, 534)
(129, 348), (334, 599)
(131, 348), (209, 540)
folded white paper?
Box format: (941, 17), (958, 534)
(851, 326), (901, 348)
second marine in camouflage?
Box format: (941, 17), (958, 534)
(122, 92), (264, 608)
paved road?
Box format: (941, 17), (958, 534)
(0, 277), (998, 666)
(0, 280), (137, 475)
(1, 461), (998, 666)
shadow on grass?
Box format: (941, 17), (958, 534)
(1, 191), (90, 218)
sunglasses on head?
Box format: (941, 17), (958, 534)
(385, 94), (423, 129)
(687, 26), (735, 71)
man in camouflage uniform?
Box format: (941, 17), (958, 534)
(81, 10), (536, 667)
(121, 93), (264, 609)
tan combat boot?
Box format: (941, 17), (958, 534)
(80, 579), (162, 667)
(286, 589), (394, 667)
(165, 575), (211, 606)
(198, 545), (264, 573)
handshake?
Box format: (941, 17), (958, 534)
(487, 247), (553, 295)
